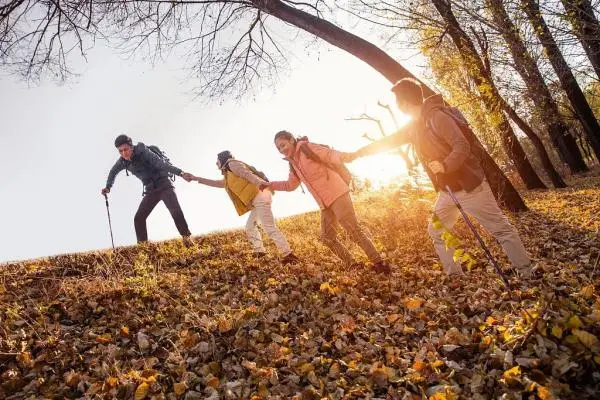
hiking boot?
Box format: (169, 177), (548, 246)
(372, 261), (391, 274)
(282, 253), (300, 265)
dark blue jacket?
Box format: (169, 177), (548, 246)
(105, 143), (182, 191)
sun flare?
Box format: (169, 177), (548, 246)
(348, 153), (410, 189)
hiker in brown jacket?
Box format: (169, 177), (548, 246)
(354, 79), (532, 278)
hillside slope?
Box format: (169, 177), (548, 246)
(1, 176), (599, 399)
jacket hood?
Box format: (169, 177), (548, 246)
(421, 94), (446, 119)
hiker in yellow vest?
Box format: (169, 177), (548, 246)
(190, 151), (299, 264)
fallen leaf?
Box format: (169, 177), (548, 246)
(572, 329), (600, 353)
(173, 382), (187, 395)
(134, 382), (150, 400)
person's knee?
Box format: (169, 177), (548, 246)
(487, 220), (518, 238)
(344, 225), (365, 243)
(134, 212), (147, 224)
(167, 204), (183, 215)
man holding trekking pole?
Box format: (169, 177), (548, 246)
(354, 78), (532, 279)
(101, 134), (194, 245)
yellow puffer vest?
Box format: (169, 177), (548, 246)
(224, 171), (260, 215)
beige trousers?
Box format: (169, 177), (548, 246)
(428, 181), (530, 275)
(245, 190), (292, 255)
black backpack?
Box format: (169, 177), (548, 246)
(147, 145), (176, 182)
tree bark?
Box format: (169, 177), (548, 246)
(431, 0), (552, 189)
(255, 0), (528, 211)
(502, 103), (567, 187)
(561, 0), (600, 80)
(487, 0), (588, 173)
(521, 0), (600, 161)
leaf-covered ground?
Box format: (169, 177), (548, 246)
(1, 175), (599, 400)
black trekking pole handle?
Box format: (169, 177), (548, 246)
(103, 193), (116, 250)
(443, 185), (512, 291)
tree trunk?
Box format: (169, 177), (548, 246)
(521, 0), (600, 161)
(256, 0), (528, 211)
(503, 104), (567, 187)
(561, 0), (600, 80)
(431, 0), (551, 189)
(487, 0), (588, 173)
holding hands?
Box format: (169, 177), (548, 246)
(181, 172), (195, 182)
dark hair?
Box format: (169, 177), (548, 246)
(391, 78), (424, 106)
(217, 150), (233, 170)
(274, 130), (295, 143)
(114, 134), (133, 148)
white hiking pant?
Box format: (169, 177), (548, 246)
(427, 180), (530, 275)
(245, 190), (292, 256)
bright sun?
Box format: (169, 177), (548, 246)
(348, 152), (410, 188)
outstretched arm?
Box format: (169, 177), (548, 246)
(192, 175), (225, 188)
(354, 124), (412, 158)
(269, 167), (301, 192)
(304, 142), (356, 165)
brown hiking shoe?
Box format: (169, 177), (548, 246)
(282, 253), (300, 265)
(372, 261), (391, 274)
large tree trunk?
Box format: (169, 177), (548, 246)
(431, 0), (554, 189)
(256, 0), (528, 211)
(561, 0), (600, 80)
(521, 0), (600, 161)
(502, 104), (567, 187)
(488, 0), (588, 173)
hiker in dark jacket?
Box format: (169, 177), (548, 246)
(101, 134), (194, 244)
(354, 78), (531, 277)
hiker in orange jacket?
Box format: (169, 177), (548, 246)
(263, 131), (391, 274)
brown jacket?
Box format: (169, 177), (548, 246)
(361, 95), (484, 192)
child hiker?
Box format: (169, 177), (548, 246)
(191, 151), (299, 264)
(262, 131), (391, 274)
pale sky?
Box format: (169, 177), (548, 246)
(0, 41), (417, 263)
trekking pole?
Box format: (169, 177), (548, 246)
(103, 193), (115, 250)
(444, 185), (512, 291)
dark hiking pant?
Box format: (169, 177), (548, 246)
(134, 185), (191, 242)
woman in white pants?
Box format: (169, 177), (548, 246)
(191, 151), (299, 264)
